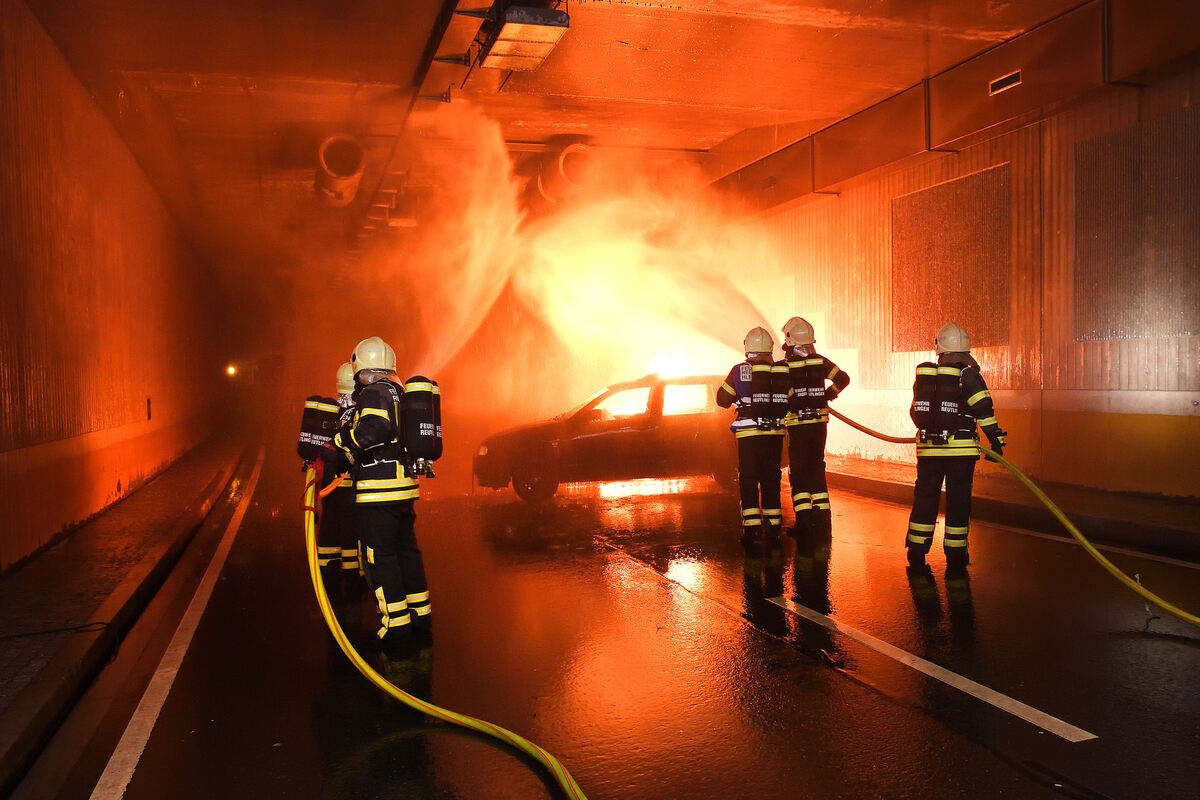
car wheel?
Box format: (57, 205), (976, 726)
(512, 459), (558, 503)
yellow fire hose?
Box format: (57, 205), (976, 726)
(303, 465), (588, 799)
(827, 407), (1200, 628)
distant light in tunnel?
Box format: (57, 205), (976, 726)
(226, 364), (237, 376)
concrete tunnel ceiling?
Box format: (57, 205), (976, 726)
(25, 0), (1085, 293)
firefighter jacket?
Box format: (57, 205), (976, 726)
(333, 377), (419, 504)
(783, 351), (849, 427)
(909, 354), (1005, 459)
(716, 355), (789, 438)
(298, 396), (353, 492)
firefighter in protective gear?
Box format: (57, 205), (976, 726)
(325, 362), (361, 576)
(905, 323), (1007, 568)
(781, 317), (849, 537)
(330, 336), (431, 649)
(717, 327), (789, 542)
(298, 366), (358, 575)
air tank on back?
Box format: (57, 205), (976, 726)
(402, 376), (443, 464)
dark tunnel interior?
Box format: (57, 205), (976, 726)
(1, 1), (1198, 799)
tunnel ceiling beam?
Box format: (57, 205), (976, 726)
(711, 0), (1200, 216)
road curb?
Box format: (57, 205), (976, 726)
(826, 469), (1200, 562)
(0, 455), (241, 796)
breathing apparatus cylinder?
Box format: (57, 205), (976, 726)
(298, 396), (341, 462)
(402, 376), (443, 470)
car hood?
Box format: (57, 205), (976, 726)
(481, 418), (566, 450)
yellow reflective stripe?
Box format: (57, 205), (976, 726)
(907, 533), (931, 545)
(763, 509), (783, 517)
(916, 367), (937, 375)
(305, 400), (339, 413)
(406, 591), (430, 604)
(826, 366), (840, 379)
(381, 615), (412, 629)
(967, 390), (991, 406)
(793, 492), (811, 500)
(366, 546), (375, 564)
(348, 427), (362, 448)
(386, 600), (409, 613)
(944, 539), (969, 548)
(908, 522), (936, 532)
(742, 507), (761, 515)
(743, 518), (762, 526)
(945, 526), (969, 534)
(357, 478), (418, 489)
(360, 407), (390, 420)
(375, 587), (386, 610)
(735, 428), (785, 438)
(751, 364), (772, 372)
(803, 358), (823, 366)
(405, 381), (435, 392)
(412, 604), (432, 616)
(720, 382), (734, 394)
(357, 489), (420, 503)
(937, 366), (962, 376)
(339, 561), (359, 570)
(977, 416), (998, 427)
(772, 365), (789, 373)
(317, 546), (340, 555)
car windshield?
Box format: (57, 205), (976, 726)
(556, 388), (608, 420)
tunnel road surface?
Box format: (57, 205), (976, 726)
(17, 429), (1200, 800)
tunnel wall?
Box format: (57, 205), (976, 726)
(760, 63), (1200, 498)
(0, 0), (222, 569)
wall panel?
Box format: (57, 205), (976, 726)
(760, 60), (1200, 497)
(0, 0), (222, 567)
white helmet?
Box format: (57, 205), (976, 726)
(935, 322), (970, 354)
(743, 326), (774, 355)
(351, 336), (396, 373)
(335, 362), (355, 395)
(781, 316), (815, 346)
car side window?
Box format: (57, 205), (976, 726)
(593, 387), (652, 420)
(662, 383), (713, 416)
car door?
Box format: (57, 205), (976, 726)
(557, 384), (657, 482)
(647, 380), (718, 477)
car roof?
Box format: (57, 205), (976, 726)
(603, 373), (724, 392)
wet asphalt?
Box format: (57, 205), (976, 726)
(32, 431), (1200, 800)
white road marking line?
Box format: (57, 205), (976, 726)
(767, 596), (1099, 743)
(90, 447), (265, 800)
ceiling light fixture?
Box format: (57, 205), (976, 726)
(479, 5), (569, 72)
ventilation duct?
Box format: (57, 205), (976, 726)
(315, 135), (365, 207)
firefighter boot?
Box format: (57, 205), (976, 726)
(906, 545), (926, 568)
(945, 547), (970, 571)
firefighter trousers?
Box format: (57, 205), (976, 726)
(357, 501), (431, 641)
(787, 423), (830, 516)
(737, 434), (784, 534)
(320, 489), (360, 573)
(906, 456), (976, 554)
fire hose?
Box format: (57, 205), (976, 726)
(302, 463), (588, 799)
(827, 407), (1200, 629)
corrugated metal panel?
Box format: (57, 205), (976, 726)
(0, 0), (220, 453)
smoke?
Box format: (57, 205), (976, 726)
(347, 102), (791, 488)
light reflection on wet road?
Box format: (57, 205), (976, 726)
(60, 447), (1200, 800)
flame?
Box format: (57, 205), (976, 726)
(648, 346), (690, 377)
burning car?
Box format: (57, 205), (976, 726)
(473, 374), (738, 501)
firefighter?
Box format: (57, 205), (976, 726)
(326, 362), (361, 579)
(298, 367), (355, 575)
(323, 336), (430, 650)
(905, 323), (1006, 568)
(716, 327), (789, 543)
(781, 317), (849, 538)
